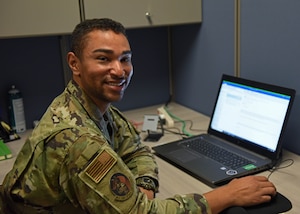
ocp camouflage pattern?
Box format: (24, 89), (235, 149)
(0, 80), (211, 214)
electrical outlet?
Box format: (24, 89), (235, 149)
(157, 106), (174, 128)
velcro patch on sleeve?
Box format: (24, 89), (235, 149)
(84, 149), (117, 183)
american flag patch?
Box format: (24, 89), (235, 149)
(85, 150), (117, 183)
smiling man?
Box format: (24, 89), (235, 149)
(0, 18), (276, 214)
(68, 26), (133, 113)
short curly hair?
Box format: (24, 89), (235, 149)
(70, 18), (127, 58)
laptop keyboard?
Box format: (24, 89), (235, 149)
(181, 137), (253, 169)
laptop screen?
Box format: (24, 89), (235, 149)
(210, 75), (294, 153)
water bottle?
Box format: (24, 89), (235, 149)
(8, 85), (26, 133)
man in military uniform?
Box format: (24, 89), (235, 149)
(0, 18), (276, 214)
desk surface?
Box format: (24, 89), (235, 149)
(1, 103), (299, 213)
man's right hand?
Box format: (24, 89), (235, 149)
(203, 175), (276, 214)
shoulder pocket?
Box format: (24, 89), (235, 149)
(78, 145), (139, 213)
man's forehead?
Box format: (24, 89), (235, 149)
(84, 30), (130, 50)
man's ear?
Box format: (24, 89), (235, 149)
(67, 52), (80, 76)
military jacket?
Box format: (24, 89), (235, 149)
(1, 80), (211, 214)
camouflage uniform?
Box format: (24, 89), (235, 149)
(0, 80), (211, 214)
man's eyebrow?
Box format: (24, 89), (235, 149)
(123, 50), (132, 55)
(93, 49), (132, 55)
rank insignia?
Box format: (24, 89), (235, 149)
(110, 173), (133, 200)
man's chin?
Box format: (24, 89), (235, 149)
(110, 94), (124, 103)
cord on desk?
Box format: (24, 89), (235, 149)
(163, 106), (193, 137)
(157, 126), (185, 138)
(184, 120), (207, 133)
(130, 120), (143, 129)
(164, 94), (173, 108)
(267, 158), (294, 179)
(165, 128), (187, 137)
(162, 106), (208, 137)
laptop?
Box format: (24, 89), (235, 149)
(152, 74), (296, 187)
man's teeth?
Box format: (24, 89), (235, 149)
(109, 81), (124, 86)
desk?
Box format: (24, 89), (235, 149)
(124, 103), (300, 214)
(1, 103), (299, 213)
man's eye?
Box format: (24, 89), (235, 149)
(97, 56), (109, 62)
(121, 56), (131, 63)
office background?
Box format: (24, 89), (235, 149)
(1, 0), (300, 154)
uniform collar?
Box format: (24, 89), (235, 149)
(66, 80), (114, 145)
(66, 80), (107, 126)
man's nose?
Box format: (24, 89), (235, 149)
(110, 61), (124, 77)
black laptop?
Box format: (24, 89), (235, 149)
(152, 74), (296, 187)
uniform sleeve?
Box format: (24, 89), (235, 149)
(59, 134), (212, 214)
(111, 108), (159, 183)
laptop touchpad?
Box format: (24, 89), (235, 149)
(170, 149), (198, 163)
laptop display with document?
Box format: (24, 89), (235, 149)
(152, 74), (296, 187)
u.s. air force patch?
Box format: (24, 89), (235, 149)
(84, 149), (117, 183)
(110, 173), (133, 201)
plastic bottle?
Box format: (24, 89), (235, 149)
(8, 85), (26, 133)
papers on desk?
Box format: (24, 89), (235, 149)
(0, 139), (12, 160)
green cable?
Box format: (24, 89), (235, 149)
(163, 106), (193, 137)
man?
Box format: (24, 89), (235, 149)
(0, 18), (276, 214)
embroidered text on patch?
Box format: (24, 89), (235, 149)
(85, 150), (117, 183)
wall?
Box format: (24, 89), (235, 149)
(1, 0), (299, 155)
(239, 0), (300, 154)
(172, 0), (235, 115)
(0, 27), (170, 129)
(0, 36), (65, 129)
(114, 27), (170, 110)
(172, 0), (300, 154)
